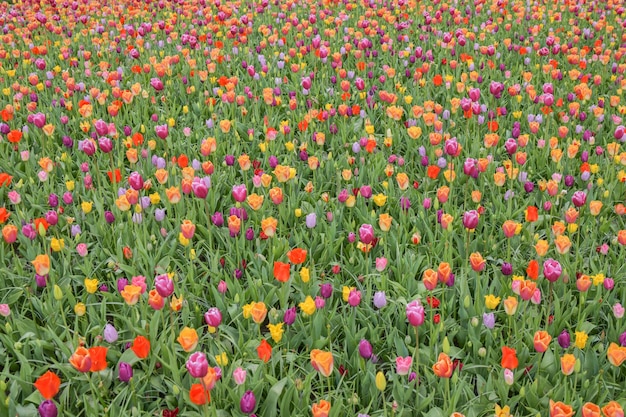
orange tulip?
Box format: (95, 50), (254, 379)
(469, 252), (485, 272)
(423, 269), (438, 290)
(250, 302), (268, 324)
(131, 336), (150, 359)
(311, 400), (331, 417)
(273, 261), (291, 283)
(525, 206), (539, 222)
(7, 129), (22, 143)
(247, 193), (264, 211)
(554, 235), (572, 255)
(121, 284), (142, 305)
(502, 220), (518, 238)
(533, 331), (551, 353)
(69, 347), (91, 372)
(432, 352), (453, 378)
(560, 353), (576, 375)
(549, 400), (574, 417)
(2, 224), (17, 243)
(437, 262), (451, 284)
(180, 220), (196, 239)
(501, 346), (518, 369)
(189, 383), (210, 405)
(88, 346), (108, 372)
(527, 260), (539, 280)
(582, 402), (601, 417)
(287, 248), (307, 264)
(607, 342), (626, 366)
(177, 327), (199, 352)
(34, 371), (61, 399)
(257, 339), (272, 362)
(310, 349), (334, 377)
(601, 401), (624, 417)
(32, 254), (50, 276)
(261, 217), (278, 237)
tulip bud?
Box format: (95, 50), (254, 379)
(53, 285), (63, 300)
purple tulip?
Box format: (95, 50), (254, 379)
(38, 400), (58, 417)
(104, 211), (115, 224)
(240, 391), (257, 414)
(192, 177), (209, 199)
(154, 274), (174, 298)
(128, 172), (144, 191)
(155, 124), (168, 139)
(373, 291), (387, 309)
(283, 307), (297, 325)
(186, 352), (209, 378)
(483, 313), (495, 329)
(232, 184), (247, 202)
(557, 330), (571, 348)
(572, 191), (586, 207)
(359, 339), (373, 359)
(306, 213), (317, 228)
(543, 259), (562, 282)
(320, 283), (333, 299)
(48, 193), (59, 208)
(103, 324), (118, 343)
(98, 137), (113, 153)
(118, 362), (133, 382)
(406, 300), (425, 327)
(359, 224), (375, 244)
(462, 210), (479, 230)
(204, 307), (222, 327)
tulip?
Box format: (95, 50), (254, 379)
(118, 362), (133, 382)
(233, 367), (247, 385)
(103, 324), (118, 343)
(186, 352), (209, 378)
(128, 172), (144, 191)
(406, 300), (424, 326)
(154, 274), (174, 298)
(240, 391), (256, 414)
(359, 339), (373, 359)
(204, 307), (222, 327)
(463, 210), (479, 230)
(232, 184), (247, 202)
(557, 330), (571, 348)
(306, 213), (317, 228)
(572, 190), (587, 207)
(38, 400), (58, 417)
(358, 224), (374, 244)
(543, 259), (562, 282)
(373, 291), (387, 309)
(155, 124), (168, 139)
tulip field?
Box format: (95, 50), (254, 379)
(1, 0), (626, 415)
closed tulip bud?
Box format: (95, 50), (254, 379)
(375, 371), (386, 391)
(233, 367), (247, 385)
(103, 324), (118, 343)
(204, 307), (222, 327)
(53, 285), (63, 300)
(240, 391), (256, 414)
(359, 339), (373, 359)
(283, 307), (297, 325)
(38, 400), (58, 417)
(373, 291), (387, 309)
(558, 330), (571, 348)
(116, 362), (132, 382)
(503, 369), (514, 385)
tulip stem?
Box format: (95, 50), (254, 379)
(414, 325), (420, 393)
